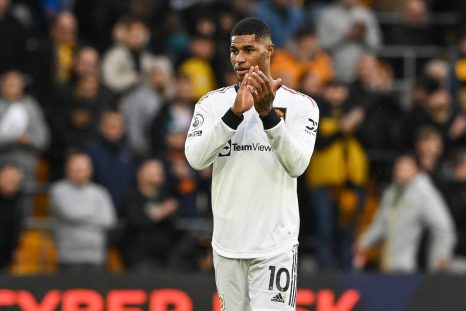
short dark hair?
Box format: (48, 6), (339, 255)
(65, 149), (88, 161)
(117, 15), (147, 29)
(231, 17), (271, 41)
(396, 152), (421, 169)
(415, 126), (442, 143)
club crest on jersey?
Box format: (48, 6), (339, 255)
(274, 107), (287, 120)
(191, 113), (204, 130)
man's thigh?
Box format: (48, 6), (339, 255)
(213, 251), (251, 311)
(248, 245), (298, 311)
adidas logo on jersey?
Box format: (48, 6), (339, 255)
(271, 293), (285, 303)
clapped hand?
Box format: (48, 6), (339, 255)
(246, 66), (282, 117)
(232, 67), (255, 116)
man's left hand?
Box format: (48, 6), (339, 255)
(246, 66), (281, 117)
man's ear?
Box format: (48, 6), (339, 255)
(267, 43), (275, 59)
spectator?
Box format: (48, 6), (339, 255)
(271, 25), (333, 89)
(69, 46), (101, 86)
(166, 145), (211, 219)
(253, 0), (305, 48)
(150, 74), (195, 156)
(50, 11), (80, 85)
(306, 81), (368, 271)
(51, 152), (116, 273)
(119, 59), (175, 157)
(317, 0), (382, 83)
(86, 110), (136, 217)
(354, 154), (456, 273)
(47, 46), (105, 129)
(148, 73), (208, 218)
(0, 71), (49, 184)
(414, 126), (445, 184)
(21, 11), (80, 107)
(348, 53), (402, 150)
(194, 15), (216, 38)
(120, 159), (178, 271)
(384, 0), (442, 46)
(300, 71), (327, 100)
(48, 73), (115, 180)
(424, 58), (449, 87)
(178, 35), (217, 101)
(0, 164), (24, 271)
(411, 76), (440, 109)
(102, 16), (157, 94)
(145, 58), (176, 102)
(450, 34), (466, 111)
(440, 150), (466, 273)
(402, 88), (466, 151)
(0, 0), (26, 75)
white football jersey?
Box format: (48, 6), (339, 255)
(185, 84), (319, 258)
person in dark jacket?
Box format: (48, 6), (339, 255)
(402, 88), (466, 152)
(86, 110), (136, 217)
(47, 73), (115, 180)
(0, 0), (26, 75)
(440, 150), (466, 272)
(120, 159), (178, 271)
(0, 163), (24, 271)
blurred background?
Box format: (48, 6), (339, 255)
(0, 0), (466, 303)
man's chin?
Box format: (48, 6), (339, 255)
(236, 74), (245, 84)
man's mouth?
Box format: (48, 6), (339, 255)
(235, 68), (249, 76)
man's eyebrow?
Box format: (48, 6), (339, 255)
(230, 44), (256, 49)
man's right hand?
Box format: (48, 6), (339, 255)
(232, 67), (254, 116)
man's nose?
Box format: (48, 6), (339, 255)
(235, 51), (245, 63)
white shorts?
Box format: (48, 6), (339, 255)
(213, 244), (298, 311)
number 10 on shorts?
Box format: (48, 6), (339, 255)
(268, 266), (290, 292)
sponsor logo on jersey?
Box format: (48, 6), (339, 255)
(219, 140), (232, 157)
(187, 130), (202, 137)
(271, 293), (285, 303)
(232, 142), (272, 152)
(219, 140), (273, 157)
(191, 113), (204, 130)
(305, 118), (318, 135)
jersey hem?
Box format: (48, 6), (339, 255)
(211, 237), (299, 259)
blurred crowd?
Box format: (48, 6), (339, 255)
(0, 0), (466, 275)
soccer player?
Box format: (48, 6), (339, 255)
(185, 17), (319, 310)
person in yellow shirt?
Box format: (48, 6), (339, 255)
(306, 80), (368, 271)
(179, 35), (217, 101)
(50, 12), (78, 84)
(271, 25), (333, 90)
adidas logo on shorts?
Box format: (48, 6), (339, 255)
(271, 293), (285, 303)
